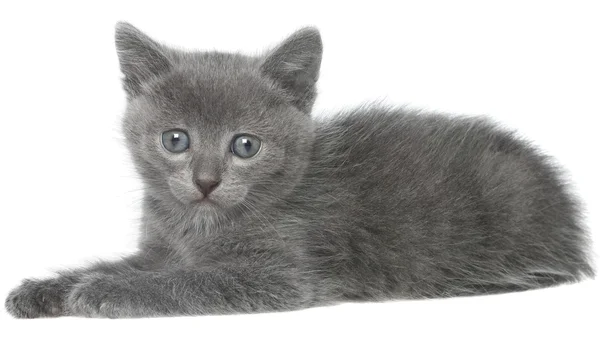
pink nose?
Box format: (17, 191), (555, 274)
(194, 179), (221, 196)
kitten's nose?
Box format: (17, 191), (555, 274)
(194, 178), (221, 197)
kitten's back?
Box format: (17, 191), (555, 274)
(300, 106), (593, 298)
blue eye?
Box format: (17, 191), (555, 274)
(231, 134), (261, 158)
(161, 130), (189, 153)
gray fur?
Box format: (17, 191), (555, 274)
(6, 22), (593, 318)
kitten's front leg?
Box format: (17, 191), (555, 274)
(67, 266), (312, 318)
(5, 250), (167, 318)
(5, 274), (77, 318)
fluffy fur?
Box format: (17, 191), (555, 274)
(6, 22), (593, 318)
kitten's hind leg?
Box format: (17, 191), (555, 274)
(456, 268), (586, 296)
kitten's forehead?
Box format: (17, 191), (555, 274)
(144, 53), (284, 128)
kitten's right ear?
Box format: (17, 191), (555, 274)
(261, 27), (323, 113)
(115, 22), (171, 97)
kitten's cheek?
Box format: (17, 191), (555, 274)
(167, 178), (201, 204)
(211, 186), (249, 205)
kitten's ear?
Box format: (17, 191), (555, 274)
(115, 22), (171, 97)
(260, 27), (323, 113)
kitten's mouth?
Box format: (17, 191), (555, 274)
(195, 197), (218, 207)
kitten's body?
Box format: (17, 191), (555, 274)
(6, 24), (593, 318)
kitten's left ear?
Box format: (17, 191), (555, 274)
(260, 27), (323, 113)
(115, 22), (172, 97)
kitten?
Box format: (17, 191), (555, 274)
(6, 22), (593, 318)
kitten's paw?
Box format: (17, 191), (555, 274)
(5, 278), (68, 318)
(67, 274), (139, 318)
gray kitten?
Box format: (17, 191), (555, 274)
(6, 22), (594, 318)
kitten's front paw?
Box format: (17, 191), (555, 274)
(5, 278), (68, 318)
(67, 274), (140, 318)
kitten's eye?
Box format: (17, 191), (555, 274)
(161, 130), (189, 153)
(231, 134), (261, 158)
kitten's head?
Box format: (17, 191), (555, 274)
(116, 22), (322, 221)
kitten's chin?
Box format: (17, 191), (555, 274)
(191, 198), (220, 209)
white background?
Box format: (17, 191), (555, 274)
(0, 0), (598, 336)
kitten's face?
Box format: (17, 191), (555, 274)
(116, 23), (322, 221)
(123, 66), (313, 216)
